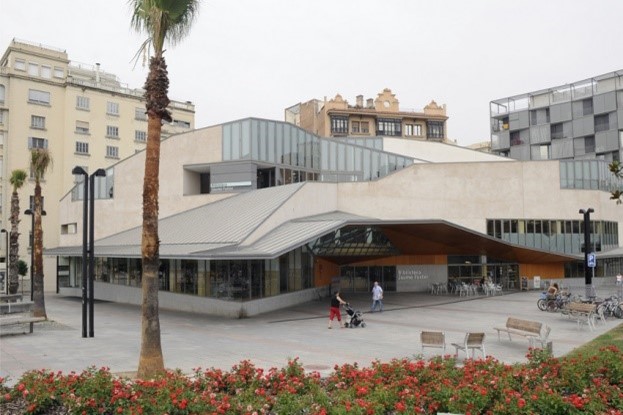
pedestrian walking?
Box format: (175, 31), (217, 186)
(328, 291), (347, 328)
(371, 281), (384, 312)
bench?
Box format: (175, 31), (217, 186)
(564, 302), (597, 330)
(0, 301), (45, 335)
(420, 331), (446, 354)
(0, 293), (24, 303)
(494, 317), (550, 348)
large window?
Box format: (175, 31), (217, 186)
(106, 125), (119, 138)
(75, 142), (89, 154)
(330, 116), (348, 134)
(31, 115), (45, 129)
(28, 137), (48, 149)
(28, 89), (50, 105)
(76, 96), (90, 110)
(405, 124), (422, 136)
(426, 121), (444, 139)
(0, 85), (5, 103)
(106, 145), (119, 158)
(135, 107), (146, 121)
(135, 130), (146, 142)
(594, 113), (610, 133)
(377, 118), (401, 136)
(106, 101), (119, 116)
(75, 121), (90, 134)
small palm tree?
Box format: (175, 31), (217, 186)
(30, 149), (52, 318)
(129, 0), (200, 379)
(8, 169), (28, 294)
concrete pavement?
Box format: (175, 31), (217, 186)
(1, 287), (621, 385)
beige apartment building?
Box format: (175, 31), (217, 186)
(285, 88), (451, 143)
(0, 39), (195, 292)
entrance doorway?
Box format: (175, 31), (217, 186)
(339, 265), (396, 293)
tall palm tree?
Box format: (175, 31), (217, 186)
(129, 0), (199, 379)
(8, 169), (28, 294)
(30, 148), (52, 318)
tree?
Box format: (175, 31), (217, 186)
(609, 160), (622, 204)
(129, 0), (200, 379)
(30, 149), (52, 318)
(8, 169), (28, 294)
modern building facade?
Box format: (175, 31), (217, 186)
(285, 89), (451, 143)
(47, 117), (622, 317)
(0, 39), (195, 291)
(490, 70), (623, 162)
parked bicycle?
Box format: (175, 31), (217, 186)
(597, 295), (623, 320)
(537, 291), (574, 312)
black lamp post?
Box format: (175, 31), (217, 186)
(579, 208), (595, 298)
(24, 208), (46, 301)
(72, 166), (89, 338)
(1, 228), (8, 294)
(88, 169), (106, 337)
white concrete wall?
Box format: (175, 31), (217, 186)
(60, 283), (330, 318)
(337, 160), (620, 237)
(382, 137), (512, 163)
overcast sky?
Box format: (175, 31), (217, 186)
(2, 0), (622, 145)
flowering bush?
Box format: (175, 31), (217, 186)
(1, 349), (622, 414)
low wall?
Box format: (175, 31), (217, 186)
(59, 283), (331, 318)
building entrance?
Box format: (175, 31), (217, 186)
(339, 265), (396, 293)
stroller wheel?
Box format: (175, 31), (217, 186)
(344, 323), (349, 328)
(361, 322), (366, 328)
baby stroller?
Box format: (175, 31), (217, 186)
(344, 303), (366, 328)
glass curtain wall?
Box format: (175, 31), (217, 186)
(59, 246), (314, 301)
(222, 118), (413, 184)
(487, 219), (618, 254)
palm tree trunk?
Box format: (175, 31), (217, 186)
(32, 183), (46, 318)
(9, 190), (20, 294)
(137, 55), (168, 379)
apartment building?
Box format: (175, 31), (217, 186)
(285, 88), (451, 143)
(0, 39), (195, 291)
(490, 70), (623, 161)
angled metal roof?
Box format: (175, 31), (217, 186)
(46, 186), (577, 265)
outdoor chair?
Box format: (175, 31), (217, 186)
(452, 332), (486, 359)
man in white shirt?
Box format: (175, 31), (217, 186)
(371, 281), (384, 312)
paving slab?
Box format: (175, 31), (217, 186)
(1, 288), (621, 386)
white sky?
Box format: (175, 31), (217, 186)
(2, 0), (622, 145)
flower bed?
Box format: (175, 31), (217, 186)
(1, 348), (622, 414)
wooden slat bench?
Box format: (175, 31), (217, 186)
(420, 331), (446, 354)
(0, 301), (45, 335)
(564, 302), (597, 330)
(494, 317), (550, 348)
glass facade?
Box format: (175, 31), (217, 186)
(486, 218), (619, 254)
(222, 118), (413, 184)
(560, 159), (622, 192)
(58, 246), (314, 302)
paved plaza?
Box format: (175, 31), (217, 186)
(1, 288), (621, 385)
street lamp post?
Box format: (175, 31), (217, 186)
(579, 208), (595, 298)
(88, 169), (106, 338)
(24, 208), (46, 301)
(72, 167), (89, 338)
(1, 229), (8, 294)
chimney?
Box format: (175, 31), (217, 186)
(95, 63), (100, 84)
(356, 95), (363, 108)
(366, 98), (374, 108)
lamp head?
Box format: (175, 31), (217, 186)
(24, 209), (33, 215)
(0, 229), (7, 233)
(72, 166), (88, 175)
(94, 168), (106, 177)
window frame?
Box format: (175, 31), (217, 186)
(75, 141), (89, 155)
(31, 115), (46, 130)
(106, 101), (120, 116)
(106, 125), (119, 138)
(28, 89), (51, 105)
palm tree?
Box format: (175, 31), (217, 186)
(30, 149), (52, 318)
(129, 0), (199, 379)
(8, 169), (28, 294)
